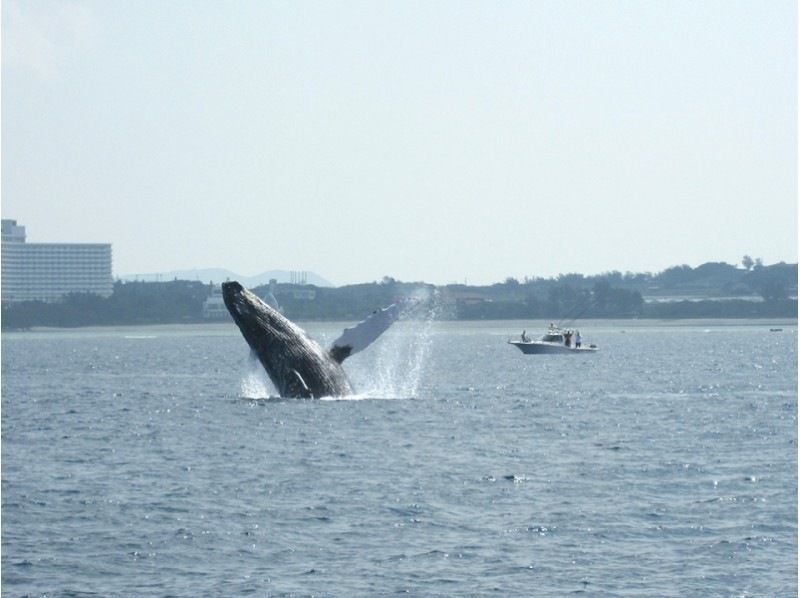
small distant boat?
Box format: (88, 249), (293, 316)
(508, 327), (598, 355)
(769, 328), (783, 332)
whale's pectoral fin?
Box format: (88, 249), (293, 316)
(329, 300), (408, 363)
(284, 369), (313, 398)
(329, 344), (352, 364)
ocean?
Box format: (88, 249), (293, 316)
(2, 319), (797, 596)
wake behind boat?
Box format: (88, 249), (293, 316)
(508, 325), (598, 355)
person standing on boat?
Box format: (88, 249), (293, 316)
(521, 330), (529, 342)
(564, 330), (572, 347)
(575, 330), (582, 348)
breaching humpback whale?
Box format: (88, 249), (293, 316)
(222, 281), (405, 398)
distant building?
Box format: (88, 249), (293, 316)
(202, 285), (228, 319)
(441, 289), (488, 306)
(1, 219), (113, 303)
(291, 288), (316, 301)
(2, 220), (25, 243)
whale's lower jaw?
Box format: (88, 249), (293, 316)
(222, 281), (352, 398)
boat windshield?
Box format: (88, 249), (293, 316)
(541, 333), (563, 343)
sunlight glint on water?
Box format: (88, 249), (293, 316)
(1, 321), (797, 595)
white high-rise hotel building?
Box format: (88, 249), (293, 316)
(2, 219), (113, 302)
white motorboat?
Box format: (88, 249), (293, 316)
(508, 327), (597, 354)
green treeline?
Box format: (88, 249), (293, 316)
(2, 261), (797, 330)
(2, 280), (210, 329)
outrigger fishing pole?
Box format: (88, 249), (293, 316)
(557, 296), (600, 329)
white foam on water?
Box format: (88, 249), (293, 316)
(319, 392), (404, 402)
(239, 351), (276, 399)
(351, 289), (441, 400)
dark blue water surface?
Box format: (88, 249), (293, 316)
(2, 320), (797, 596)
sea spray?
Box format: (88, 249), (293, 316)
(239, 350), (274, 399)
(354, 289), (442, 399)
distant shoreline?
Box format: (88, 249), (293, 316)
(3, 260), (796, 330)
(3, 317), (797, 335)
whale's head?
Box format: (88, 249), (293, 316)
(222, 281), (261, 321)
(222, 281), (293, 353)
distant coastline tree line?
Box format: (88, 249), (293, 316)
(2, 259), (796, 330)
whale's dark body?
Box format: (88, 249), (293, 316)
(223, 281), (352, 398)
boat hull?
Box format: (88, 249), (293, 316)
(508, 341), (597, 355)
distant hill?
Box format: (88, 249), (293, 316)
(118, 269), (333, 287)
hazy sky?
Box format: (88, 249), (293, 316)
(2, 1), (796, 285)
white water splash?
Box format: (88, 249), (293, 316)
(352, 289), (441, 399)
(239, 351), (276, 399)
